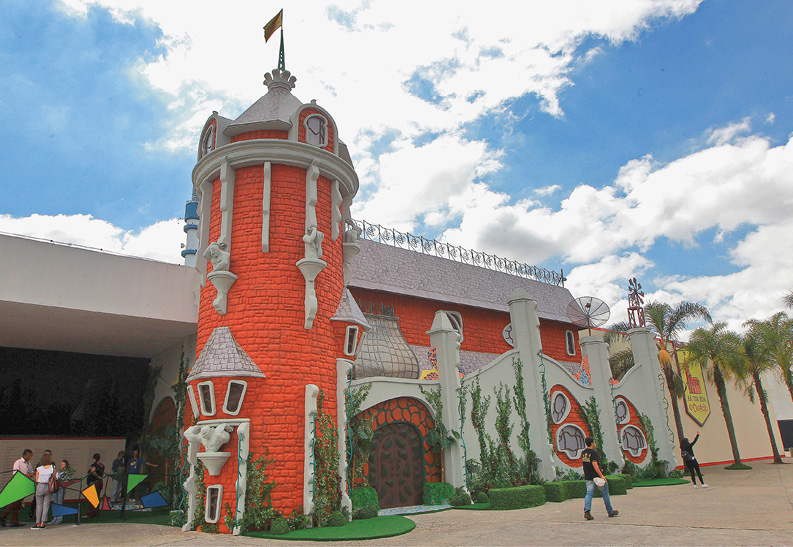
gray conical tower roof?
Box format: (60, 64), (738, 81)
(225, 68), (303, 136)
(187, 326), (266, 382)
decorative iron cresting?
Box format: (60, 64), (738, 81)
(353, 219), (565, 287)
(627, 277), (646, 328)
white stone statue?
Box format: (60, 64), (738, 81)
(199, 423), (233, 452)
(203, 241), (230, 272)
(303, 226), (324, 259)
(344, 219), (362, 244)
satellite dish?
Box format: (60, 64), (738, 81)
(566, 296), (611, 335)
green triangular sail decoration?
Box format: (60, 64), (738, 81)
(0, 472), (35, 507)
(126, 474), (148, 491)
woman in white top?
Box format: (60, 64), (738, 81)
(33, 453), (55, 529)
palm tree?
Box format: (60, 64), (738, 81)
(784, 291), (793, 310)
(745, 312), (793, 405)
(622, 301), (711, 443)
(738, 327), (784, 463)
(686, 322), (744, 465)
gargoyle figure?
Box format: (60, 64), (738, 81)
(184, 425), (203, 445)
(203, 241), (230, 271)
(303, 226), (324, 259)
(199, 423), (233, 452)
(343, 218), (362, 244)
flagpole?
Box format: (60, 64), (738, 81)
(278, 26), (285, 70)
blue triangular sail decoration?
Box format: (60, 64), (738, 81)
(140, 490), (168, 509)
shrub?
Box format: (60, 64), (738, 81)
(616, 473), (633, 489)
(269, 518), (290, 535)
(542, 482), (567, 503)
(669, 468), (683, 478)
(555, 468), (584, 482)
(488, 485), (546, 510)
(450, 487), (472, 506)
(327, 511), (347, 527)
(475, 491), (489, 504)
(351, 486), (380, 511)
(424, 482), (455, 505)
(353, 505), (378, 520)
(564, 481), (587, 499)
(725, 462), (753, 470)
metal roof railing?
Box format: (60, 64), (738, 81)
(352, 219), (565, 287)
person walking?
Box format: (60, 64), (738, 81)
(28, 450), (52, 521)
(0, 449), (34, 528)
(32, 453), (55, 529)
(110, 451), (126, 504)
(582, 436), (619, 520)
(48, 460), (72, 525)
(83, 454), (105, 518)
(681, 432), (708, 488)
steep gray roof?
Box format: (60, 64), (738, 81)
(187, 326), (266, 382)
(331, 288), (371, 329)
(349, 238), (575, 324)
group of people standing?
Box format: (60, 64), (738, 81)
(0, 448), (157, 529)
(0, 449), (73, 529)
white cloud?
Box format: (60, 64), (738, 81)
(534, 184), (562, 196)
(0, 214), (184, 264)
(706, 117), (751, 145)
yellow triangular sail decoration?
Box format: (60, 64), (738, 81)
(81, 483), (100, 508)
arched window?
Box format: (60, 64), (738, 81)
(556, 424), (587, 459)
(551, 391), (571, 424)
(197, 381), (216, 416)
(305, 115), (327, 146)
(205, 485), (223, 523)
(201, 124), (215, 157)
(222, 380), (247, 415)
(621, 425), (647, 457)
(615, 399), (630, 425)
(344, 326), (360, 356)
(565, 330), (576, 356)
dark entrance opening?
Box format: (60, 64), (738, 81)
(368, 422), (424, 508)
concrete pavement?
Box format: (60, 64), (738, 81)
(1, 462), (791, 546)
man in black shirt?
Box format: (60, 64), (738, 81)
(581, 436), (619, 520)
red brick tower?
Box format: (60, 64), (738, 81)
(182, 68), (360, 533)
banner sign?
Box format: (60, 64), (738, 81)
(679, 349), (711, 426)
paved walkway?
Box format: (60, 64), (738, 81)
(1, 463), (792, 546)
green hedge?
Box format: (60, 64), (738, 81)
(564, 480), (587, 499)
(594, 475), (628, 497)
(423, 482), (455, 505)
(543, 475), (630, 503)
(617, 473), (633, 489)
(488, 485), (546, 510)
(542, 482), (567, 503)
(351, 487), (380, 511)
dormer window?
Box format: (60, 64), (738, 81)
(222, 380), (247, 415)
(205, 485), (223, 523)
(197, 381), (216, 416)
(201, 124), (216, 157)
(305, 115), (327, 147)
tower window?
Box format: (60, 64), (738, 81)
(186, 385), (199, 419)
(205, 485), (223, 523)
(223, 380), (247, 415)
(305, 115), (327, 147)
(565, 330), (576, 356)
(344, 326), (359, 356)
(201, 124), (215, 157)
(197, 381), (216, 416)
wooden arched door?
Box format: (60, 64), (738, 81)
(368, 422), (424, 508)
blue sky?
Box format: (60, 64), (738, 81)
(1, 0), (792, 332)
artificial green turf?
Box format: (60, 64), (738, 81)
(244, 515), (414, 541)
(632, 477), (690, 487)
(725, 463), (753, 470)
(452, 502), (490, 510)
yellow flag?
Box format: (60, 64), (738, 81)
(264, 10), (283, 42)
(82, 484), (100, 508)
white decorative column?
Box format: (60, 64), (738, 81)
(262, 162), (271, 253)
(507, 288), (556, 481)
(336, 359), (353, 517)
(233, 421), (250, 536)
(182, 426), (202, 531)
(629, 327), (677, 470)
(580, 336), (625, 470)
(304, 384), (319, 515)
(428, 311), (466, 489)
(297, 161), (327, 329)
